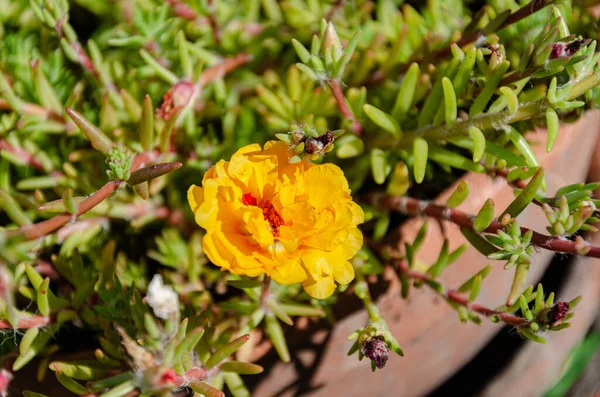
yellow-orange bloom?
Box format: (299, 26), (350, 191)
(187, 141), (364, 299)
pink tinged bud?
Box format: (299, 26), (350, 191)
(157, 368), (184, 386)
(549, 302), (570, 324)
(362, 336), (389, 369)
(550, 39), (584, 60)
(323, 22), (342, 52)
(157, 80), (194, 119)
(0, 369), (12, 393)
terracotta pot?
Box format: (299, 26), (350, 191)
(251, 110), (600, 397)
(477, 119), (600, 397)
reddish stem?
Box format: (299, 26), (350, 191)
(0, 315), (51, 329)
(15, 180), (120, 241)
(326, 79), (362, 136)
(0, 99), (66, 124)
(0, 139), (46, 172)
(371, 194), (600, 258)
(206, 0), (221, 44)
(396, 261), (529, 327)
(197, 53), (250, 86)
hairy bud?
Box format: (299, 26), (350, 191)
(362, 335), (389, 369)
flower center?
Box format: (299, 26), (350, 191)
(242, 193), (284, 235)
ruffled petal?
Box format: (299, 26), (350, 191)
(271, 257), (307, 285)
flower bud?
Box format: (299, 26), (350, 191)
(317, 130), (334, 146)
(550, 39), (584, 59)
(157, 80), (194, 119)
(0, 369), (12, 395)
(323, 22), (342, 52)
(549, 301), (570, 324)
(361, 335), (389, 369)
(304, 137), (324, 155)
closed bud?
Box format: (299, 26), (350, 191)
(305, 137), (324, 154)
(317, 130), (334, 146)
(157, 80), (194, 119)
(550, 39), (584, 59)
(323, 22), (342, 52)
(549, 301), (570, 324)
(361, 335), (389, 369)
(0, 369), (12, 394)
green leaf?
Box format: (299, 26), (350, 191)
(140, 95), (154, 151)
(386, 161), (410, 196)
(55, 371), (88, 395)
(452, 47), (477, 99)
(447, 180), (469, 208)
(469, 275), (482, 302)
(428, 146), (486, 173)
(33, 61), (63, 114)
(470, 61), (510, 117)
(458, 265), (493, 292)
(468, 127), (485, 163)
(23, 392), (51, 397)
(508, 263), (530, 306)
(144, 313), (161, 340)
(223, 372), (249, 397)
(49, 361), (108, 381)
(427, 239), (449, 278)
(337, 31), (360, 77)
(19, 327), (39, 356)
(265, 313), (290, 362)
(292, 39), (311, 64)
(257, 85), (288, 119)
(267, 300), (293, 326)
(441, 77), (457, 126)
(363, 104), (401, 136)
(413, 138), (428, 183)
(499, 87), (519, 115)
(501, 168), (544, 218)
(66, 108), (114, 155)
(370, 149), (389, 184)
(473, 199), (495, 232)
(336, 135), (364, 158)
(546, 107), (559, 152)
(205, 335), (250, 370)
(174, 326), (205, 363)
(520, 328), (547, 344)
(279, 303), (324, 317)
(220, 361), (264, 375)
(296, 63), (319, 81)
(37, 278), (50, 317)
(391, 62), (419, 121)
(97, 380), (137, 397)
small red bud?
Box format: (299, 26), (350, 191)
(362, 336), (389, 369)
(157, 80), (194, 119)
(0, 369), (12, 394)
(549, 301), (570, 324)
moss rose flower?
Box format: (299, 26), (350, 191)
(187, 141), (364, 299)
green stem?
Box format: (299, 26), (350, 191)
(355, 272), (380, 322)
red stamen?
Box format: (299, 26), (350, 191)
(241, 193), (284, 235)
(259, 201), (284, 235)
(241, 192), (257, 206)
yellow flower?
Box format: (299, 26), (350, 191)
(187, 141), (364, 299)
